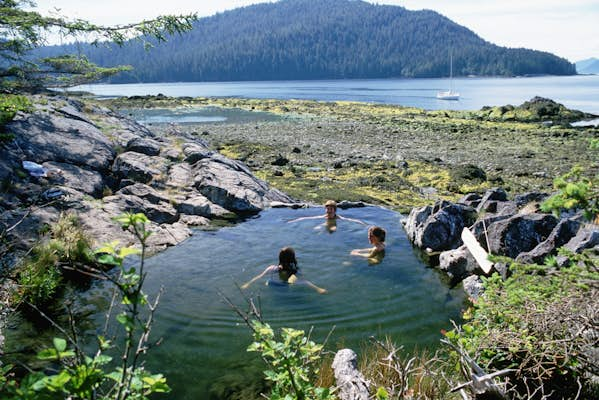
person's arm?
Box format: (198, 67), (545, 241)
(337, 215), (367, 225)
(241, 265), (276, 289)
(287, 214), (325, 223)
(350, 247), (374, 258)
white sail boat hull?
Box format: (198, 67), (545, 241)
(436, 90), (460, 100)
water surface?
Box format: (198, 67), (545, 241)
(72, 75), (599, 114)
(82, 206), (466, 399)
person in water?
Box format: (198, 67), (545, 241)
(350, 226), (386, 264)
(241, 247), (327, 294)
(288, 200), (366, 232)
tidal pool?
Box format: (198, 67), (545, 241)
(47, 206), (466, 399)
(118, 106), (284, 125)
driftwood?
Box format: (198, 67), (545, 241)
(332, 349), (369, 400)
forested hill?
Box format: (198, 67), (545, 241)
(39, 0), (576, 82)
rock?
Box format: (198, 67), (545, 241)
(476, 187), (508, 213)
(166, 163), (192, 188)
(112, 152), (167, 184)
(146, 222), (192, 250)
(183, 142), (213, 164)
(516, 218), (582, 264)
(271, 154), (289, 166)
(178, 214), (210, 226)
(439, 245), (478, 281)
(470, 214), (512, 250)
(192, 156), (293, 213)
(9, 109), (115, 171)
(42, 161), (104, 198)
(486, 213), (558, 258)
(177, 194), (234, 218)
(514, 192), (549, 207)
(450, 163), (487, 182)
(332, 349), (369, 400)
(404, 200), (477, 252)
(457, 193), (482, 208)
(102, 193), (178, 224)
(117, 183), (171, 205)
(162, 148), (182, 161)
(462, 275), (484, 300)
(126, 137), (162, 156)
(555, 227), (599, 267)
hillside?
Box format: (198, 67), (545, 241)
(576, 58), (599, 74)
(38, 0), (576, 82)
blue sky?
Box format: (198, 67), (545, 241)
(32, 0), (599, 62)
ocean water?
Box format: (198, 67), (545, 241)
(72, 75), (599, 115)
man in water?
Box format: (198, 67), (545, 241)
(288, 200), (366, 232)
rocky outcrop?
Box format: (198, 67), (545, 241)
(0, 95), (295, 260)
(404, 200), (477, 252)
(404, 187), (597, 291)
(332, 349), (369, 400)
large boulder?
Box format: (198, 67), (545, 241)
(192, 155), (293, 213)
(42, 161), (104, 198)
(126, 137), (162, 156)
(8, 110), (115, 171)
(439, 245), (478, 281)
(177, 194), (234, 219)
(112, 152), (167, 184)
(332, 349), (369, 400)
(516, 218), (582, 264)
(404, 200), (477, 252)
(486, 213), (558, 258)
(102, 193), (178, 224)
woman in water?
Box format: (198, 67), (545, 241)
(241, 247), (327, 294)
(350, 226), (386, 264)
(288, 200), (366, 232)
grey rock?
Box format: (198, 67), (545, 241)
(112, 152), (167, 184)
(8, 110), (115, 171)
(193, 156), (292, 213)
(486, 213), (558, 258)
(514, 192), (549, 207)
(563, 227), (599, 253)
(457, 193), (482, 208)
(177, 194), (233, 218)
(439, 245), (478, 281)
(404, 200), (477, 252)
(470, 214), (512, 250)
(162, 148), (182, 161)
(42, 161), (104, 198)
(166, 163), (192, 189)
(126, 137), (162, 156)
(462, 275), (485, 300)
(183, 142), (213, 164)
(516, 218), (582, 264)
(179, 214), (210, 226)
(102, 193), (178, 224)
(476, 187), (508, 213)
(332, 349), (369, 400)
(117, 183), (171, 204)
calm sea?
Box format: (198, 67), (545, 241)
(73, 75), (599, 115)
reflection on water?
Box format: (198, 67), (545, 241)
(77, 206), (463, 399)
(119, 106), (285, 125)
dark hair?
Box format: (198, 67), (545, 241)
(279, 246), (298, 274)
(369, 226), (386, 242)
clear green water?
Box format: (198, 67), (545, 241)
(124, 206), (465, 398)
(118, 106), (285, 125)
(8, 206), (465, 399)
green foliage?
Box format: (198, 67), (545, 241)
(247, 320), (335, 400)
(0, 0), (196, 91)
(14, 213), (93, 307)
(0, 93), (31, 141)
(541, 166), (598, 221)
(1, 212), (170, 400)
(445, 253), (599, 398)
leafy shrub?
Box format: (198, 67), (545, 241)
(248, 320), (335, 400)
(541, 166), (598, 221)
(0, 94), (31, 142)
(445, 253), (599, 398)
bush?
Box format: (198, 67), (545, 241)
(445, 252), (599, 398)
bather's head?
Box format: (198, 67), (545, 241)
(279, 246), (298, 273)
(324, 200), (337, 219)
(368, 226), (386, 244)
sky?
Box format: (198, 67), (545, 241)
(31, 0), (599, 62)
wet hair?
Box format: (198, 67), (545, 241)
(279, 246), (298, 274)
(324, 200), (337, 210)
(369, 226), (386, 243)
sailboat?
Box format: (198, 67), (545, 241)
(437, 54), (460, 100)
